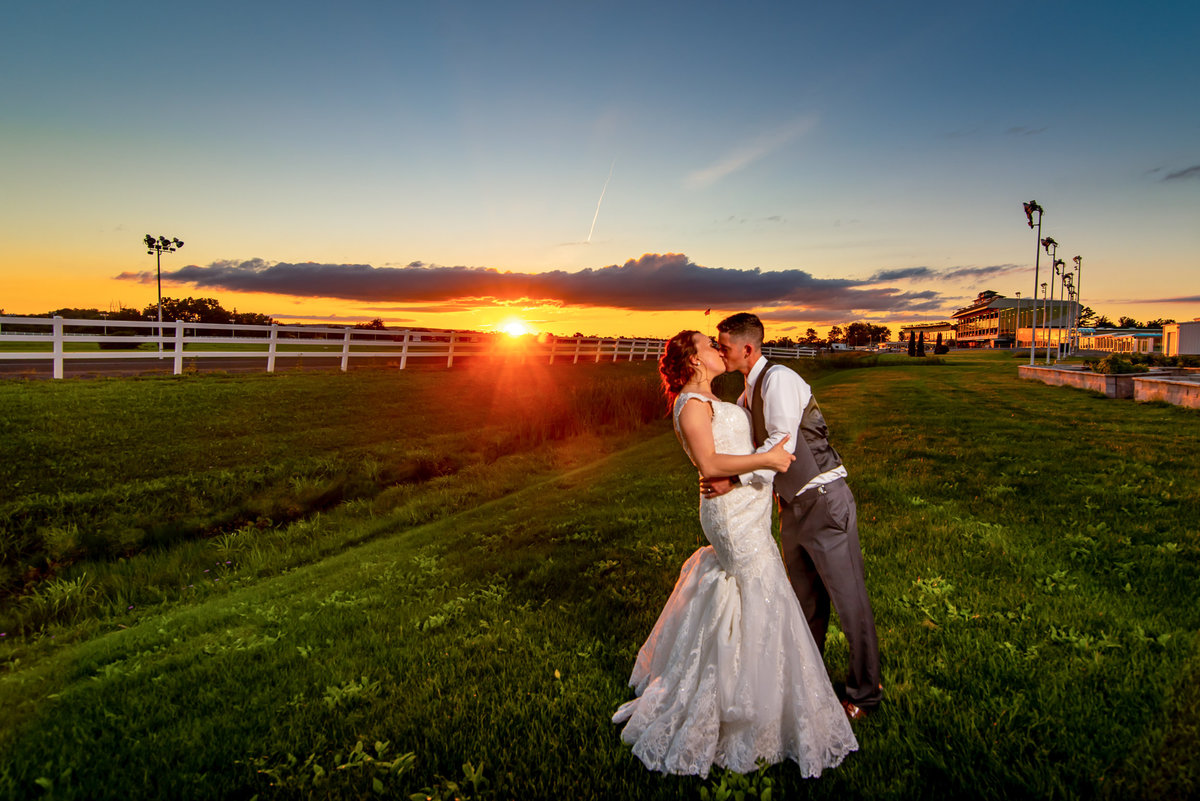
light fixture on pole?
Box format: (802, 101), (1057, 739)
(1073, 254), (1083, 346)
(1015, 291), (1021, 349)
(1040, 281), (1048, 354)
(1040, 236), (1058, 363)
(1023, 201), (1044, 365)
(1051, 257), (1065, 361)
(1070, 272), (1080, 352)
(144, 234), (184, 354)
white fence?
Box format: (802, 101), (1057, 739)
(0, 316), (666, 379)
(762, 345), (820, 359)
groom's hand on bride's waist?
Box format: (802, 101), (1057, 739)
(700, 476), (736, 498)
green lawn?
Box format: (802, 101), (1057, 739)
(1, 352), (1197, 800)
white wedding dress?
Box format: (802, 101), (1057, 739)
(612, 393), (857, 777)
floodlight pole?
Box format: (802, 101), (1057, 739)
(1073, 255), (1083, 353)
(1015, 291), (1021, 349)
(1023, 201), (1044, 365)
(1070, 272), (1080, 352)
(1040, 281), (1048, 356)
(1049, 259), (1061, 362)
(1040, 237), (1058, 364)
(144, 234), (184, 355)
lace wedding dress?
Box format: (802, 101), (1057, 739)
(612, 393), (857, 777)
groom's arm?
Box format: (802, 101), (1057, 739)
(739, 367), (810, 487)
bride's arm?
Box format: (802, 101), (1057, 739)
(677, 398), (793, 477)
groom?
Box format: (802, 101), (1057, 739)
(705, 313), (882, 719)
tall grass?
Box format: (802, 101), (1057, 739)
(0, 361), (663, 633)
(1, 352), (1197, 799)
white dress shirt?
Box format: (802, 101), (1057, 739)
(737, 356), (847, 497)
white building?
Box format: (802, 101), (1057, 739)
(1163, 320), (1200, 356)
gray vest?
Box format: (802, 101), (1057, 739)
(750, 361), (843, 499)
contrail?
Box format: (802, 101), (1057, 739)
(586, 159), (615, 243)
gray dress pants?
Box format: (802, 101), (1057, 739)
(780, 477), (882, 709)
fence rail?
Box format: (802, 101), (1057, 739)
(0, 316), (671, 379)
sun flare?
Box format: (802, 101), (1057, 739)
(500, 319), (532, 337)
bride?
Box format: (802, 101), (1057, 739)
(612, 330), (858, 777)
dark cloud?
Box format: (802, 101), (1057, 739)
(1135, 295), (1200, 303)
(117, 252), (957, 314)
(867, 264), (1021, 283)
(942, 263), (1024, 281)
(868, 267), (935, 282)
(1006, 126), (1047, 136)
(1164, 165), (1200, 181)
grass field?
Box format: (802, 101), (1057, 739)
(1, 352), (1197, 800)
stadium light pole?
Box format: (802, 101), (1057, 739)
(1040, 281), (1048, 355)
(1062, 273), (1075, 355)
(1073, 255), (1083, 349)
(1023, 201), (1044, 365)
(1050, 257), (1065, 362)
(1040, 237), (1058, 364)
(1014, 291), (1021, 349)
(144, 234), (184, 354)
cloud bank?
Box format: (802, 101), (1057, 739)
(115, 253), (1005, 315)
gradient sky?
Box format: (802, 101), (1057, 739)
(2, 0), (1197, 338)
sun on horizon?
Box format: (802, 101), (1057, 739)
(500, 319), (533, 337)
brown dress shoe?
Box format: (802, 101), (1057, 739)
(842, 700), (867, 721)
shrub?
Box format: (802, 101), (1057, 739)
(1092, 354), (1148, 374)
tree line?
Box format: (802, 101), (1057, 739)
(766, 322), (892, 349)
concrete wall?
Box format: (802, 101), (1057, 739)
(1018, 365), (1138, 398)
(1132, 376), (1200, 408)
(1020, 364), (1200, 408)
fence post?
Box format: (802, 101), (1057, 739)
(573, 338), (581, 364)
(447, 333), (456, 367)
(52, 315), (64, 379)
(399, 330), (409, 370)
(548, 338), (556, 365)
(173, 321), (184, 375)
(341, 328), (352, 372)
(267, 323), (278, 373)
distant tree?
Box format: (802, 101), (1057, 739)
(354, 318), (387, 330)
(934, 331), (950, 355)
(828, 325), (845, 344)
(1117, 316), (1143, 329)
(870, 324), (891, 344)
(907, 331), (916, 356)
(766, 336), (797, 348)
(230, 310), (273, 326)
(141, 297), (233, 324)
(1094, 315), (1116, 328)
(46, 307), (107, 319)
(802, 328), (820, 345)
(917, 331), (926, 357)
(1145, 318), (1175, 328)
(108, 306), (147, 322)
(1076, 306), (1098, 327)
(845, 321), (872, 347)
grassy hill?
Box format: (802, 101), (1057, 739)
(1, 352), (1197, 799)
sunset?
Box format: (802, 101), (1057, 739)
(3, 2), (1200, 799)
(2, 2), (1197, 337)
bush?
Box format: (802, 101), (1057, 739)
(1090, 354), (1149, 374)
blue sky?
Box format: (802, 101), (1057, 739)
(2, 0), (1197, 337)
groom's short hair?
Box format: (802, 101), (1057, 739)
(717, 313), (764, 347)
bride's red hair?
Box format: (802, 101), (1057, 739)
(659, 330), (701, 413)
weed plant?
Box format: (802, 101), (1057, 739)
(1, 352), (1197, 799)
